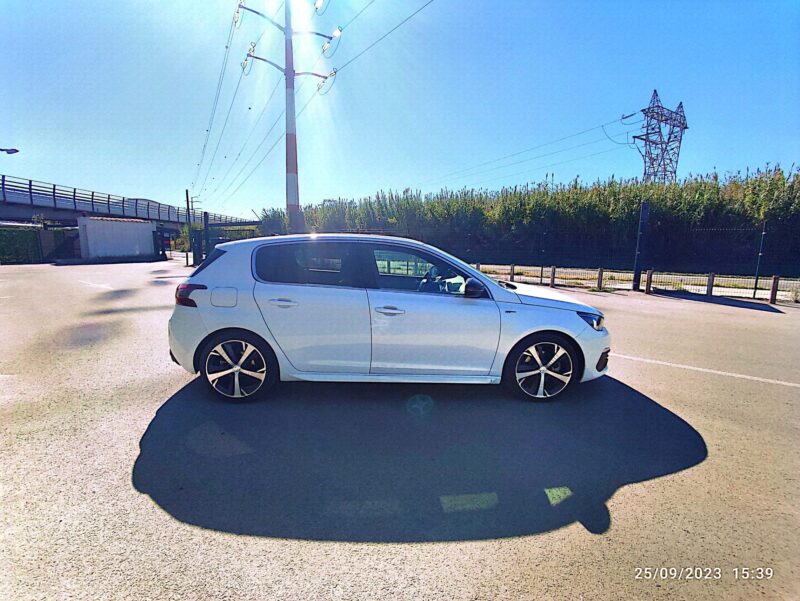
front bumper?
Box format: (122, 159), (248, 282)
(576, 326), (611, 382)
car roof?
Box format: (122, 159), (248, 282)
(217, 233), (426, 250)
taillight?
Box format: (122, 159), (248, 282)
(175, 283), (207, 307)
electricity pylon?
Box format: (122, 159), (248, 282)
(633, 90), (688, 184)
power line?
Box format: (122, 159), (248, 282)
(211, 54), (323, 205)
(190, 4), (239, 193)
(337, 0), (436, 72)
(214, 108), (285, 203)
(463, 146), (628, 189)
(219, 133), (285, 210)
(212, 41), (329, 206)
(322, 0), (377, 58)
(218, 90), (321, 210)
(207, 76), (283, 200)
(199, 1), (286, 204)
(420, 115), (642, 186)
(602, 124), (636, 147)
(428, 128), (641, 187)
(342, 0), (377, 30)
(197, 66), (246, 197)
(215, 0), (435, 214)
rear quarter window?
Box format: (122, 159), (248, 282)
(190, 248), (226, 277)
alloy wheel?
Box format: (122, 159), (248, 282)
(205, 340), (267, 399)
(515, 341), (574, 399)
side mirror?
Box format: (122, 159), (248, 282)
(464, 277), (487, 299)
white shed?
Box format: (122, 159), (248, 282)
(77, 216), (156, 259)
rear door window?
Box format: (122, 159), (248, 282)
(254, 242), (363, 288)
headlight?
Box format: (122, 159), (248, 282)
(578, 311), (604, 331)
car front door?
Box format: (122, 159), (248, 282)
(364, 243), (501, 375)
(253, 241), (371, 373)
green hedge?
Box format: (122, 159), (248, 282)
(0, 228), (42, 264)
(256, 166), (799, 275)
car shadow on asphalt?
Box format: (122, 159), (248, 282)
(652, 290), (784, 313)
(132, 377), (707, 542)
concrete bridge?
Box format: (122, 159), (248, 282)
(0, 174), (246, 230)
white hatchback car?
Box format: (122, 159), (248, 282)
(168, 234), (610, 401)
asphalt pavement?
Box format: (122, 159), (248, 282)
(1, 256), (798, 600)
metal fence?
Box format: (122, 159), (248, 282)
(647, 271), (798, 302)
(0, 174), (246, 225)
(477, 263), (799, 305)
(416, 222), (798, 304)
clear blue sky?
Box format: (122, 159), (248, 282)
(2, 0), (798, 217)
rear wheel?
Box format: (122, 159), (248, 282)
(200, 331), (278, 401)
(503, 333), (579, 401)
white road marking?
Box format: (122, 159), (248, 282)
(78, 280), (113, 290)
(611, 353), (800, 388)
(0, 296), (12, 299)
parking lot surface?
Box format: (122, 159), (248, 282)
(1, 257), (798, 601)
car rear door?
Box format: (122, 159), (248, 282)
(364, 243), (501, 375)
(253, 241), (371, 373)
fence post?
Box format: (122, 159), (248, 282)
(510, 264), (515, 282)
(645, 269), (653, 294)
(121, 197), (126, 216)
(72, 187), (77, 210)
(475, 262), (481, 272)
(769, 275), (780, 304)
(753, 221), (766, 299)
(202, 211), (210, 261)
(550, 266), (556, 287)
(632, 200), (651, 291)
(107, 194), (111, 214)
(0, 175), (5, 202)
(706, 273), (715, 297)
(28, 179), (33, 204)
(90, 191), (95, 212)
(597, 268), (604, 290)
(52, 183), (57, 208)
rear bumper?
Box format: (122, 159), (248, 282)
(168, 306), (208, 374)
(577, 327), (611, 383)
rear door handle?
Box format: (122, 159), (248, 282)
(375, 305), (405, 316)
(268, 298), (298, 308)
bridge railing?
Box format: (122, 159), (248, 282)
(0, 174), (246, 225)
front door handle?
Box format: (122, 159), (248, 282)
(268, 298), (298, 308)
(375, 305), (405, 316)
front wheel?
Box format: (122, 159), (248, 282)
(200, 331), (278, 402)
(503, 333), (580, 401)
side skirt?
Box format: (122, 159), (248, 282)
(281, 372), (502, 385)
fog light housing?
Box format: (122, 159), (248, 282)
(596, 349), (610, 372)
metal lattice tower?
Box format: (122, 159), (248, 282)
(633, 90), (688, 183)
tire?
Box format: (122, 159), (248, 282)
(503, 333), (580, 401)
(199, 330), (279, 402)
